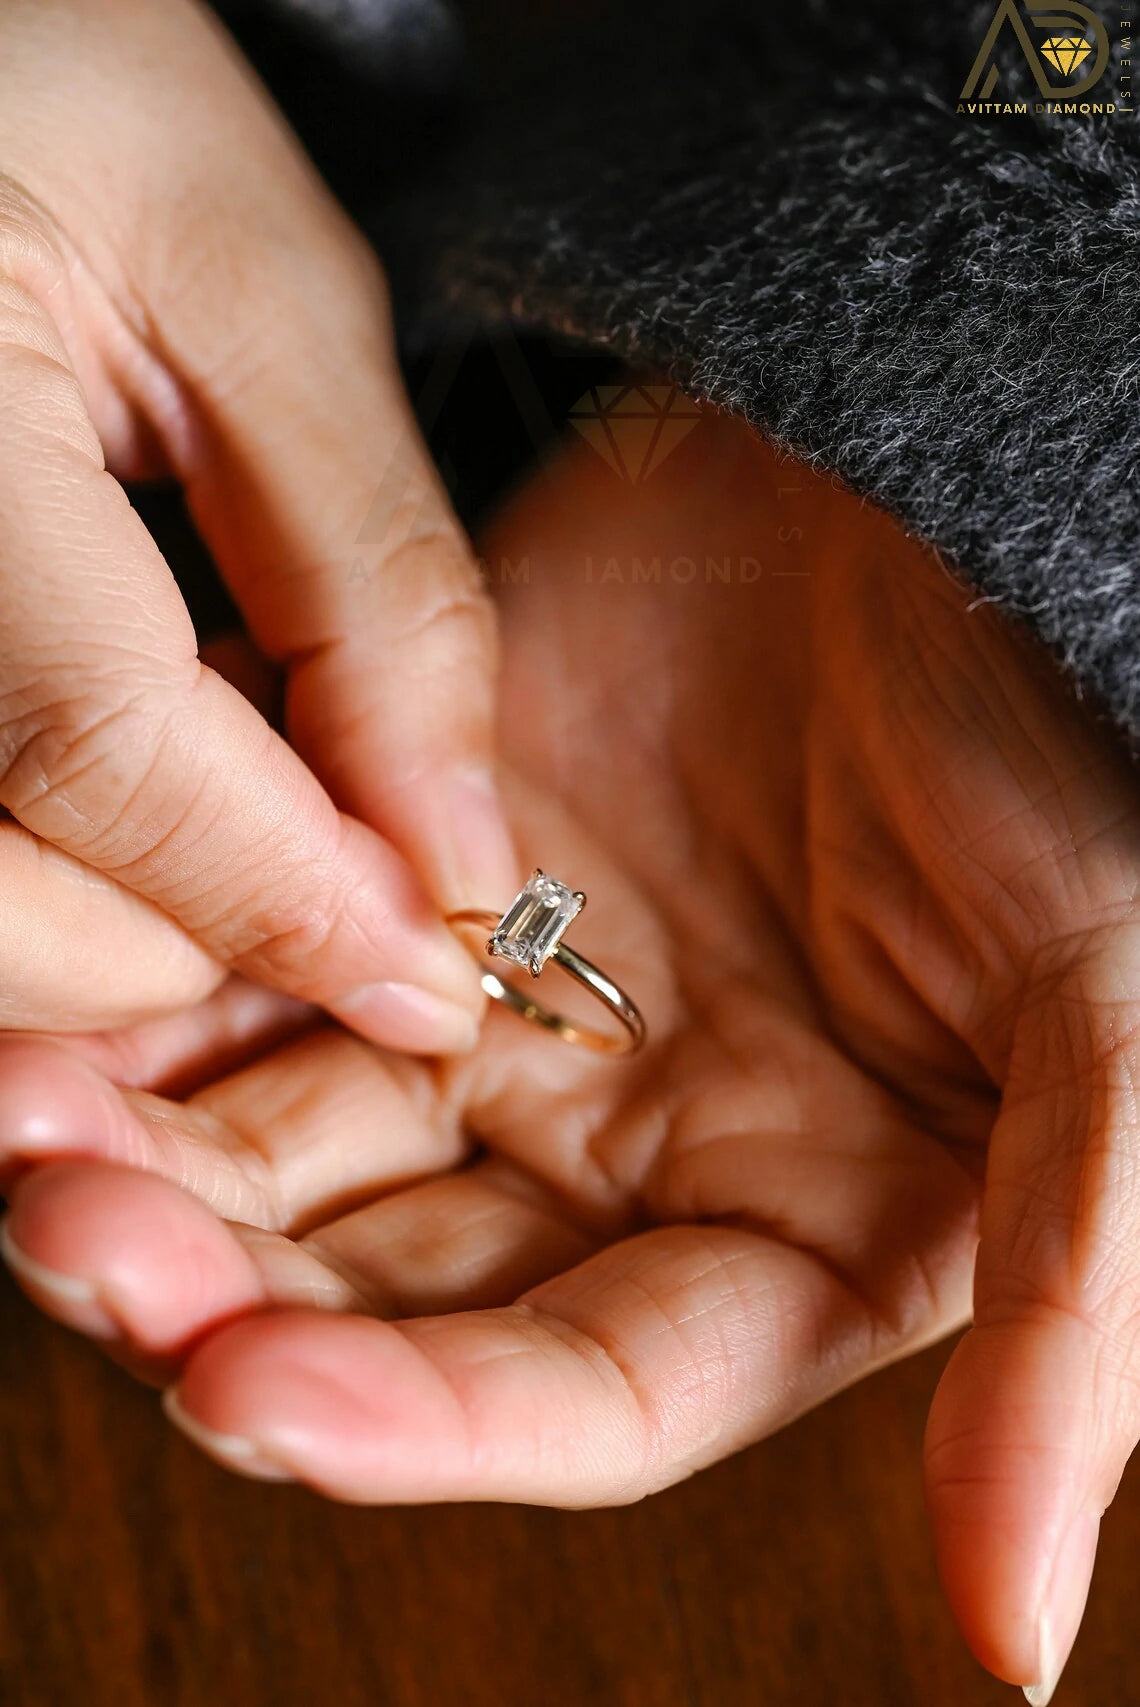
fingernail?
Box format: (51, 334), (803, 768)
(1023, 1504), (1101, 1705)
(0, 1217), (118, 1338)
(330, 980), (480, 1054)
(162, 1387), (293, 1481)
(442, 767), (517, 908)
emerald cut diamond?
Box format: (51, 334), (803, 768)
(488, 870), (585, 978)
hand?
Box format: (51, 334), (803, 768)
(0, 0), (514, 1043)
(4, 405), (1138, 1702)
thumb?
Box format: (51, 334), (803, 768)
(924, 928), (1140, 1703)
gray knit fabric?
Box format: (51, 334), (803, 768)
(221, 0), (1140, 743)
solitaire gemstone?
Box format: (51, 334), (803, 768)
(489, 871), (584, 977)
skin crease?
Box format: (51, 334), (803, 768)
(3, 410), (1140, 1700)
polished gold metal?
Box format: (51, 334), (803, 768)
(447, 898), (646, 1056)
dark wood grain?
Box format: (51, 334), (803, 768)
(0, 1272), (1134, 1706)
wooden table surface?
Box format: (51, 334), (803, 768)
(0, 1270), (1134, 1707)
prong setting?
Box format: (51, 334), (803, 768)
(487, 869), (585, 977)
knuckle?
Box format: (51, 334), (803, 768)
(375, 533), (499, 671)
(0, 337), (96, 471)
(530, 1227), (766, 1500)
(214, 872), (350, 993)
(924, 1420), (1028, 1503)
(0, 183), (99, 461)
(0, 671), (177, 857)
(0, 173), (65, 297)
(322, 214), (392, 319)
(991, 929), (1140, 1339)
(259, 190), (393, 331)
(161, 188), (394, 400)
(288, 531), (499, 783)
(1019, 927), (1140, 1112)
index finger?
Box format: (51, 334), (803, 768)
(0, 266), (481, 1054)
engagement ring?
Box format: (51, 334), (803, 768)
(447, 870), (645, 1055)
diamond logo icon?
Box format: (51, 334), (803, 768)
(568, 384), (702, 483)
(1039, 34), (1092, 75)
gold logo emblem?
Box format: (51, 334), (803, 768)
(1039, 34), (1093, 74)
(961, 0), (1110, 99)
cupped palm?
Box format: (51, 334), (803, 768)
(5, 405), (1139, 1694)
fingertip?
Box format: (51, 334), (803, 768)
(1021, 1506), (1100, 1706)
(318, 814), (487, 1045)
(329, 979), (482, 1055)
(0, 1038), (120, 1160)
(3, 1162), (266, 1354)
(0, 1214), (117, 1338)
(923, 1319), (1100, 1692)
(172, 1311), (456, 1501)
(162, 1385), (293, 1482)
